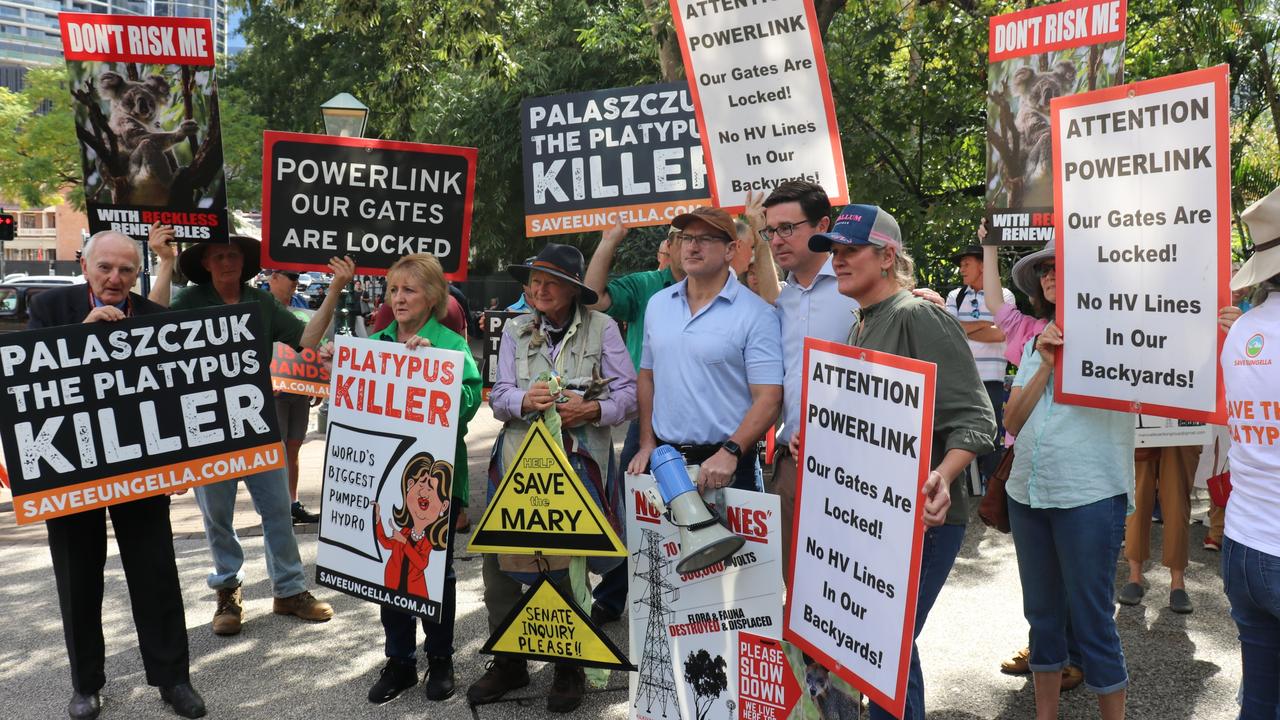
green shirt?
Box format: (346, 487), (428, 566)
(605, 267), (676, 370)
(171, 283), (304, 363)
(370, 318), (482, 504)
(848, 290), (997, 526)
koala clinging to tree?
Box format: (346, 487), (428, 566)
(98, 71), (199, 206)
(1011, 61), (1076, 182)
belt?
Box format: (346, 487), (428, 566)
(656, 439), (757, 466)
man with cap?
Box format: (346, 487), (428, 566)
(945, 244), (1012, 482)
(148, 227), (354, 635)
(29, 230), (206, 719)
(473, 243), (636, 712)
(264, 268), (321, 524)
(626, 206), (783, 492)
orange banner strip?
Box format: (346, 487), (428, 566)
(13, 443), (285, 524)
(525, 198), (712, 237)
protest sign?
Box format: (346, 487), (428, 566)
(469, 419), (626, 556)
(60, 13), (228, 244)
(1135, 415), (1210, 448)
(785, 339), (934, 718)
(522, 82), (711, 236)
(481, 310), (520, 400)
(625, 473), (785, 720)
(985, 0), (1127, 246)
(261, 131), (477, 279)
(736, 632), (801, 720)
(668, 0), (847, 211)
(270, 343), (329, 399)
(0, 304), (282, 524)
(314, 335), (464, 622)
(1053, 65), (1230, 423)
(481, 574), (635, 670)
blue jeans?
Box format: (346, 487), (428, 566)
(978, 380), (1006, 484)
(1222, 536), (1280, 719)
(867, 523), (966, 720)
(1008, 494), (1128, 695)
(383, 503), (459, 659)
(194, 467), (306, 598)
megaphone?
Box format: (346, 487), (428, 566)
(644, 445), (746, 574)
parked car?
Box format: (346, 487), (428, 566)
(0, 283), (58, 333)
(0, 274), (82, 286)
(305, 278), (332, 308)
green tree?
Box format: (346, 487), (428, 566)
(217, 85), (267, 211)
(0, 67), (82, 209)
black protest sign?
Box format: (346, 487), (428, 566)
(261, 131), (478, 279)
(0, 304), (282, 524)
(481, 311), (520, 391)
(522, 82), (711, 236)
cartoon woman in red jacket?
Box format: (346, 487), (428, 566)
(373, 452), (452, 599)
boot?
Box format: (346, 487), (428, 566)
(466, 656), (529, 704)
(212, 586), (243, 636)
(546, 663), (585, 713)
(424, 656), (455, 701)
(367, 658), (418, 704)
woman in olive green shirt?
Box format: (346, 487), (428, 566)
(810, 205), (996, 720)
(363, 254), (481, 706)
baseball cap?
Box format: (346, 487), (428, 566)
(808, 204), (901, 252)
(670, 206), (738, 243)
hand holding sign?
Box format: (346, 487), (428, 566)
(149, 223), (177, 261)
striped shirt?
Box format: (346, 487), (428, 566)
(945, 286), (1012, 382)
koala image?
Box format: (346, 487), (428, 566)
(804, 659), (861, 720)
(98, 71), (199, 206)
(1011, 61), (1075, 182)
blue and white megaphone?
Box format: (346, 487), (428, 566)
(643, 445), (746, 574)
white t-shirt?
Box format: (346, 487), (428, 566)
(945, 285), (1013, 382)
(1222, 293), (1280, 556)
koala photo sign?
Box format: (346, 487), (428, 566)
(59, 13), (228, 244)
(984, 0), (1127, 246)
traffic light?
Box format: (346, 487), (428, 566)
(0, 213), (13, 241)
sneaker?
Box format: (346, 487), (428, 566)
(272, 590), (334, 621)
(212, 586), (243, 636)
(546, 662), (585, 713)
(1203, 536), (1222, 552)
(1060, 665), (1084, 692)
(466, 657), (530, 705)
(291, 502), (320, 525)
(367, 658), (418, 704)
(1000, 647), (1030, 675)
(424, 656), (455, 701)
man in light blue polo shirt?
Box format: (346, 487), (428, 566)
(758, 181), (860, 577)
(626, 206), (783, 492)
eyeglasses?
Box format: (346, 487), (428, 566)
(760, 220), (815, 241)
(1037, 263), (1056, 278)
(969, 296), (981, 319)
(675, 232), (730, 246)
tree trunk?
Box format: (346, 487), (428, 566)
(1237, 0), (1280, 149)
(639, 0), (685, 81)
(813, 0), (848, 39)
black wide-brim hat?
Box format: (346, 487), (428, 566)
(508, 243), (598, 305)
(178, 235), (262, 285)
(950, 244), (984, 264)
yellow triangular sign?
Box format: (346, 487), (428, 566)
(468, 420), (627, 556)
(480, 575), (636, 670)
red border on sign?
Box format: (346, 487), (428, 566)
(1049, 65), (1230, 425)
(987, 0), (1128, 63)
(783, 337), (934, 718)
(667, 0), (848, 213)
(260, 130), (478, 280)
(59, 12), (215, 65)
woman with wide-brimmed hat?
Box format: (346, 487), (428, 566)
(469, 242), (636, 713)
(148, 224), (355, 637)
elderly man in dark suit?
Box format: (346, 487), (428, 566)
(28, 230), (205, 719)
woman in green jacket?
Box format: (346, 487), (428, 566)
(363, 253), (481, 706)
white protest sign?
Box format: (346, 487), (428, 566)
(315, 335), (464, 622)
(625, 472), (784, 720)
(1053, 65), (1230, 424)
(1135, 414), (1211, 448)
(785, 339), (933, 718)
(669, 0), (847, 211)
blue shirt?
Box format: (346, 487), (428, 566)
(1007, 339), (1134, 510)
(773, 258), (859, 444)
(506, 295), (530, 313)
(289, 293), (308, 309)
(642, 272), (783, 444)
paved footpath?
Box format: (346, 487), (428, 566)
(0, 407), (1243, 719)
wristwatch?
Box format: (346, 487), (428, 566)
(720, 440), (743, 458)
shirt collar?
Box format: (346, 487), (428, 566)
(785, 257), (837, 290)
(89, 291), (128, 311)
(672, 271), (740, 304)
